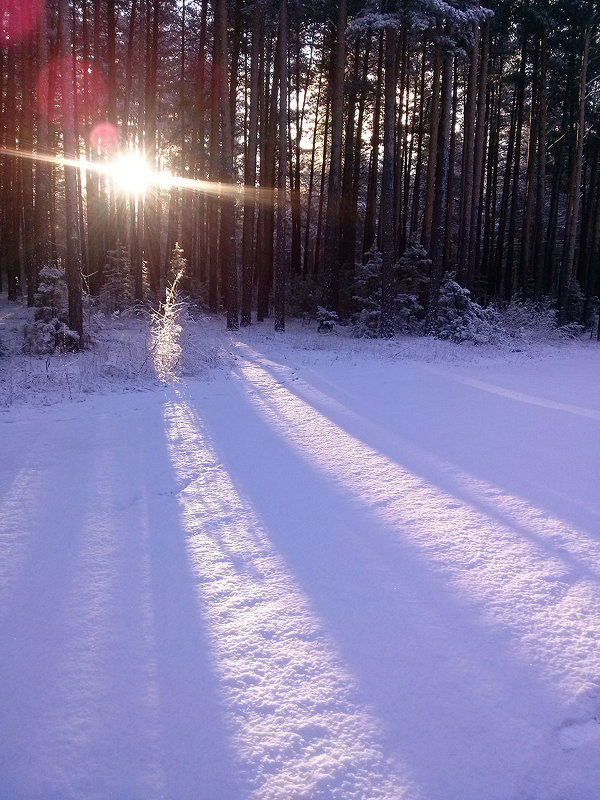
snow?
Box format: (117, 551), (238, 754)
(1, 302), (600, 798)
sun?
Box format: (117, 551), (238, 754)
(112, 154), (155, 196)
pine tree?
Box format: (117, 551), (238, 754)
(100, 244), (135, 314)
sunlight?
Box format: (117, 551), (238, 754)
(0, 147), (278, 206)
(112, 154), (155, 196)
(162, 391), (414, 799)
(233, 345), (600, 702)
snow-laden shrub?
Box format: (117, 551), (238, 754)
(351, 248), (382, 337)
(582, 296), (599, 332)
(394, 245), (429, 332)
(99, 243), (134, 314)
(316, 306), (338, 332)
(501, 298), (557, 341)
(432, 273), (501, 345)
(151, 247), (186, 381)
(23, 266), (80, 354)
(351, 246), (428, 337)
(501, 297), (593, 343)
(564, 280), (586, 325)
(288, 275), (319, 319)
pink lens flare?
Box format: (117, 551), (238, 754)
(36, 56), (108, 126)
(91, 122), (120, 154)
(0, 0), (43, 43)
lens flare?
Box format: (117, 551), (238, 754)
(0, 0), (43, 43)
(91, 122), (119, 154)
(36, 57), (107, 125)
(0, 146), (278, 207)
(112, 154), (154, 196)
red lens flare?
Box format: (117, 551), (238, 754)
(0, 0), (43, 43)
(36, 56), (108, 126)
(91, 122), (120, 154)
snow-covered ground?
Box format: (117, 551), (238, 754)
(2, 300), (600, 798)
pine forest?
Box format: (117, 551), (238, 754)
(2, 0), (600, 341)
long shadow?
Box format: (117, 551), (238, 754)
(0, 415), (103, 795)
(194, 378), (569, 800)
(0, 395), (240, 799)
(126, 393), (242, 799)
(246, 344), (600, 537)
(245, 353), (600, 588)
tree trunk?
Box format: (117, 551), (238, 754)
(60, 0), (84, 343)
(533, 27), (547, 297)
(505, 33), (527, 303)
(426, 45), (453, 331)
(421, 22), (442, 251)
(466, 18), (489, 292)
(456, 22), (480, 282)
(379, 24), (398, 339)
(274, 0), (288, 331)
(321, 0), (347, 311)
(558, 19), (591, 323)
(303, 50), (325, 278)
(241, 6), (263, 326)
(363, 32), (384, 259)
(34, 5), (52, 277)
(443, 58), (459, 272)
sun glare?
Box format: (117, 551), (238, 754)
(112, 154), (155, 196)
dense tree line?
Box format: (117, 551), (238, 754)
(1, 0), (600, 343)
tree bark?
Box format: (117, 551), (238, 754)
(60, 0), (84, 343)
(426, 45), (453, 331)
(274, 0), (288, 331)
(558, 19), (591, 323)
(241, 7), (263, 325)
(379, 23), (398, 339)
(321, 0), (346, 311)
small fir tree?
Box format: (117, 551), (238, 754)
(352, 248), (383, 337)
(395, 245), (429, 332)
(432, 273), (500, 344)
(100, 243), (134, 314)
(24, 265), (80, 354)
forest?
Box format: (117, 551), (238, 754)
(3, 2), (600, 796)
(1, 0), (600, 346)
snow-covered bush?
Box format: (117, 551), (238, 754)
(351, 248), (382, 337)
(23, 266), (80, 354)
(500, 297), (595, 343)
(582, 296), (599, 332)
(316, 306), (338, 332)
(288, 275), (319, 319)
(501, 298), (557, 341)
(151, 247), (186, 381)
(564, 279), (586, 325)
(351, 246), (429, 337)
(395, 245), (429, 332)
(99, 243), (134, 314)
(432, 273), (501, 345)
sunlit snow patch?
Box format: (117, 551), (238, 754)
(233, 345), (600, 702)
(163, 392), (415, 800)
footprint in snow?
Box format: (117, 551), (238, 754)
(558, 718), (600, 750)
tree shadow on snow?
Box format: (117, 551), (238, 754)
(194, 377), (576, 800)
(0, 397), (240, 799)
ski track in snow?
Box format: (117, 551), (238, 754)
(1, 337), (600, 799)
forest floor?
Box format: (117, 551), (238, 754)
(2, 296), (600, 798)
